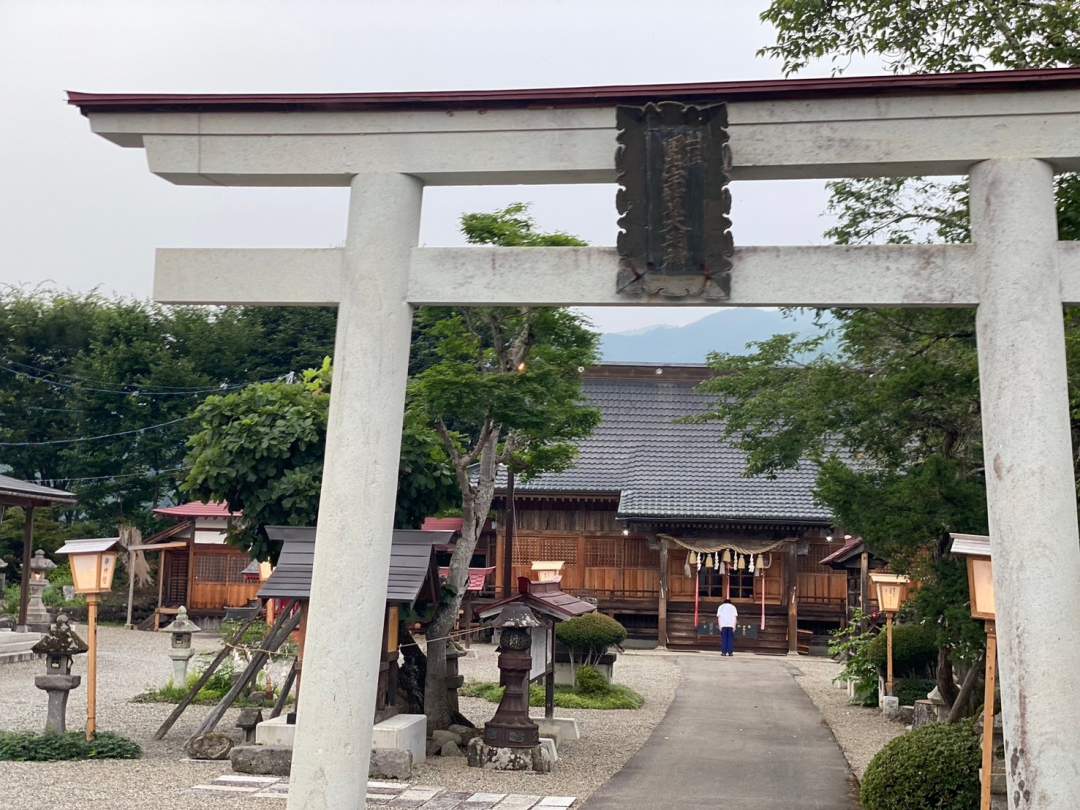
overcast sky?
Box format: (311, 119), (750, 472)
(0, 1), (882, 333)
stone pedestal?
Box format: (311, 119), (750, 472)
(467, 736), (556, 773)
(169, 647), (195, 685)
(33, 673), (80, 733)
(538, 716), (580, 743)
(24, 578), (51, 633)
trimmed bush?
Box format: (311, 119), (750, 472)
(575, 664), (609, 695)
(894, 677), (937, 707)
(860, 723), (979, 810)
(556, 614), (627, 665)
(867, 623), (938, 676)
(0, 731), (141, 761)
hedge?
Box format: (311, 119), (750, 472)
(860, 723), (980, 810)
(867, 623), (938, 677)
(0, 731), (141, 761)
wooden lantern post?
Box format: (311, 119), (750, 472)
(55, 538), (120, 741)
(869, 572), (911, 697)
(951, 533), (998, 810)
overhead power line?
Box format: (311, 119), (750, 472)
(36, 466), (192, 486)
(0, 360), (287, 397)
(0, 415), (193, 447)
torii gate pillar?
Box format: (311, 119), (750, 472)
(972, 158), (1080, 805)
(288, 173), (422, 809)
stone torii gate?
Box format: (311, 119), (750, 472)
(70, 68), (1080, 809)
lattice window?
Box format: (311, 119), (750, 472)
(623, 538), (660, 568)
(799, 541), (836, 573)
(195, 554), (249, 583)
(586, 538), (622, 568)
(512, 534), (578, 565)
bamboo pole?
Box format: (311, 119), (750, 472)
(270, 659), (299, 720)
(18, 506), (34, 628)
(886, 613), (895, 697)
(981, 621), (998, 810)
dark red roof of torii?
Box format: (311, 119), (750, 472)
(67, 68), (1080, 115)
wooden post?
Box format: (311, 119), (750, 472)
(786, 543), (799, 654)
(545, 618), (555, 720)
(185, 534), (195, 609)
(86, 592), (99, 741)
(503, 468), (515, 597)
(886, 612), (895, 697)
(294, 603), (308, 700)
(981, 621), (998, 810)
(125, 547), (136, 629)
(859, 550), (870, 613)
(658, 538), (669, 648)
(18, 505), (34, 628)
(154, 551), (166, 630)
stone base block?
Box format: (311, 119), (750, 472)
(255, 715), (295, 748)
(538, 717), (580, 743)
(554, 660), (613, 687)
(372, 713), (427, 765)
(467, 738), (556, 773)
(370, 747), (412, 780)
(0, 629), (41, 665)
(539, 737), (558, 765)
(231, 744), (293, 776)
(881, 696), (900, 718)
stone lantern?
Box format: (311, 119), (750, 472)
(31, 612), (87, 733)
(25, 549), (57, 632)
(161, 605), (201, 685)
(468, 603), (554, 773)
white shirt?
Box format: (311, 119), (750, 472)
(717, 602), (738, 628)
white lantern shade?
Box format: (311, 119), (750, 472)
(869, 572), (911, 614)
(950, 533), (996, 621)
(55, 538), (121, 594)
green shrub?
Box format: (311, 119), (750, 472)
(867, 623), (938, 677)
(460, 680), (644, 710)
(0, 731), (141, 761)
(860, 723), (979, 810)
(556, 614), (627, 665)
(575, 665), (609, 695)
(894, 677), (937, 707)
(828, 610), (879, 705)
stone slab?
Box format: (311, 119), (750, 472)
(374, 713), (427, 765)
(537, 717), (579, 743)
(231, 744), (293, 776)
(255, 715), (295, 748)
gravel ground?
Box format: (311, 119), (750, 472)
(414, 645), (678, 803)
(790, 655), (906, 780)
(0, 624), (271, 810)
(0, 628), (677, 809)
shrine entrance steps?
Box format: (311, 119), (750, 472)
(582, 654), (858, 810)
(666, 605), (791, 654)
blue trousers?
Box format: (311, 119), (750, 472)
(721, 626), (735, 655)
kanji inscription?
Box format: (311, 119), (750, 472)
(615, 102), (733, 298)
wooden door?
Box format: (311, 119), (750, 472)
(162, 551), (188, 607)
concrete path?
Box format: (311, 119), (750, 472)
(583, 654), (859, 810)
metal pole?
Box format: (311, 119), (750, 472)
(981, 621), (998, 810)
(86, 593), (98, 741)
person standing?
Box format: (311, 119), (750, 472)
(717, 598), (738, 656)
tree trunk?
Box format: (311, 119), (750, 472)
(937, 646), (959, 707)
(423, 432), (500, 730)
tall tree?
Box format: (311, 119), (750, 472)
(706, 1), (1080, 707)
(410, 203), (600, 729)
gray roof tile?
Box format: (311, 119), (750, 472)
(511, 375), (831, 523)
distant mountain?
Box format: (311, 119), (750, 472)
(599, 309), (829, 364)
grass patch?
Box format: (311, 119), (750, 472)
(0, 731), (141, 761)
(131, 659), (293, 708)
(460, 681), (645, 710)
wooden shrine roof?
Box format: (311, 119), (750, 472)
(0, 474), (77, 508)
(478, 577), (597, 623)
(259, 526), (455, 604)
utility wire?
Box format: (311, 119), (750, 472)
(0, 415), (193, 447)
(36, 466), (191, 486)
(0, 361), (285, 397)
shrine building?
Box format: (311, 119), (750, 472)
(494, 362), (845, 654)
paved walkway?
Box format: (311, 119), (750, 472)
(583, 654), (859, 810)
(192, 776), (577, 807)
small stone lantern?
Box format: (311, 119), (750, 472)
(25, 549), (57, 632)
(468, 603), (554, 773)
(31, 612), (87, 733)
(161, 606), (201, 685)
